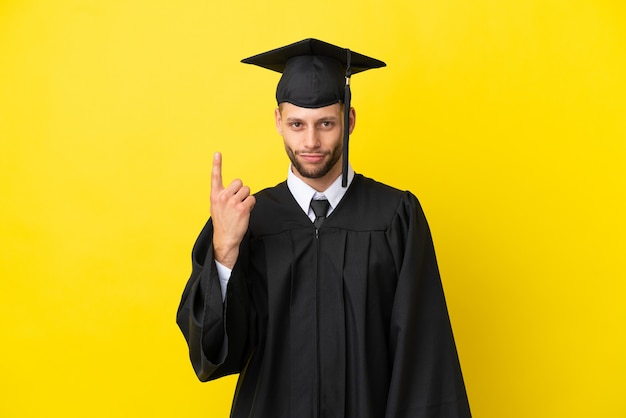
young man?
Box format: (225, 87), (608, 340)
(177, 38), (471, 417)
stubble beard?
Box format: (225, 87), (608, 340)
(286, 143), (342, 179)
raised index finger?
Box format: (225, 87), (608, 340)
(211, 152), (224, 193)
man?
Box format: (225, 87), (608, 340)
(177, 38), (471, 417)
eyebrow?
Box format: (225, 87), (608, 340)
(285, 115), (339, 123)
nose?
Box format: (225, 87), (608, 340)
(303, 127), (320, 149)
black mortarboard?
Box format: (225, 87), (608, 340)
(241, 38), (386, 187)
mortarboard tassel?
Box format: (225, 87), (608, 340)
(342, 49), (352, 187)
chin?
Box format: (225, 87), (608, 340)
(297, 167), (330, 179)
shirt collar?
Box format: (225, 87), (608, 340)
(287, 164), (355, 217)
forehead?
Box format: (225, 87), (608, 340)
(280, 102), (343, 119)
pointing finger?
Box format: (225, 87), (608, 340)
(211, 152), (224, 193)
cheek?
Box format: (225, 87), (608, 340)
(324, 128), (343, 145)
(282, 132), (297, 149)
(284, 129), (304, 141)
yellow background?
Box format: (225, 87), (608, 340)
(1, 0), (625, 416)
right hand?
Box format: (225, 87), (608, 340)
(210, 152), (256, 269)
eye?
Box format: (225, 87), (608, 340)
(289, 122), (302, 129)
(320, 121), (335, 129)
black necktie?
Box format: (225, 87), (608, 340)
(310, 199), (330, 229)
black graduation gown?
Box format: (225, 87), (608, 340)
(176, 174), (471, 418)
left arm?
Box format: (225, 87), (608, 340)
(385, 193), (471, 418)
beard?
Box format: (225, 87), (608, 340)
(285, 142), (343, 179)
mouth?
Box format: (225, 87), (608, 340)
(297, 153), (327, 163)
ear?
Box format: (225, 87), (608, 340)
(274, 107), (282, 135)
(348, 107), (356, 135)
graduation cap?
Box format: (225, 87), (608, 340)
(241, 38), (386, 187)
